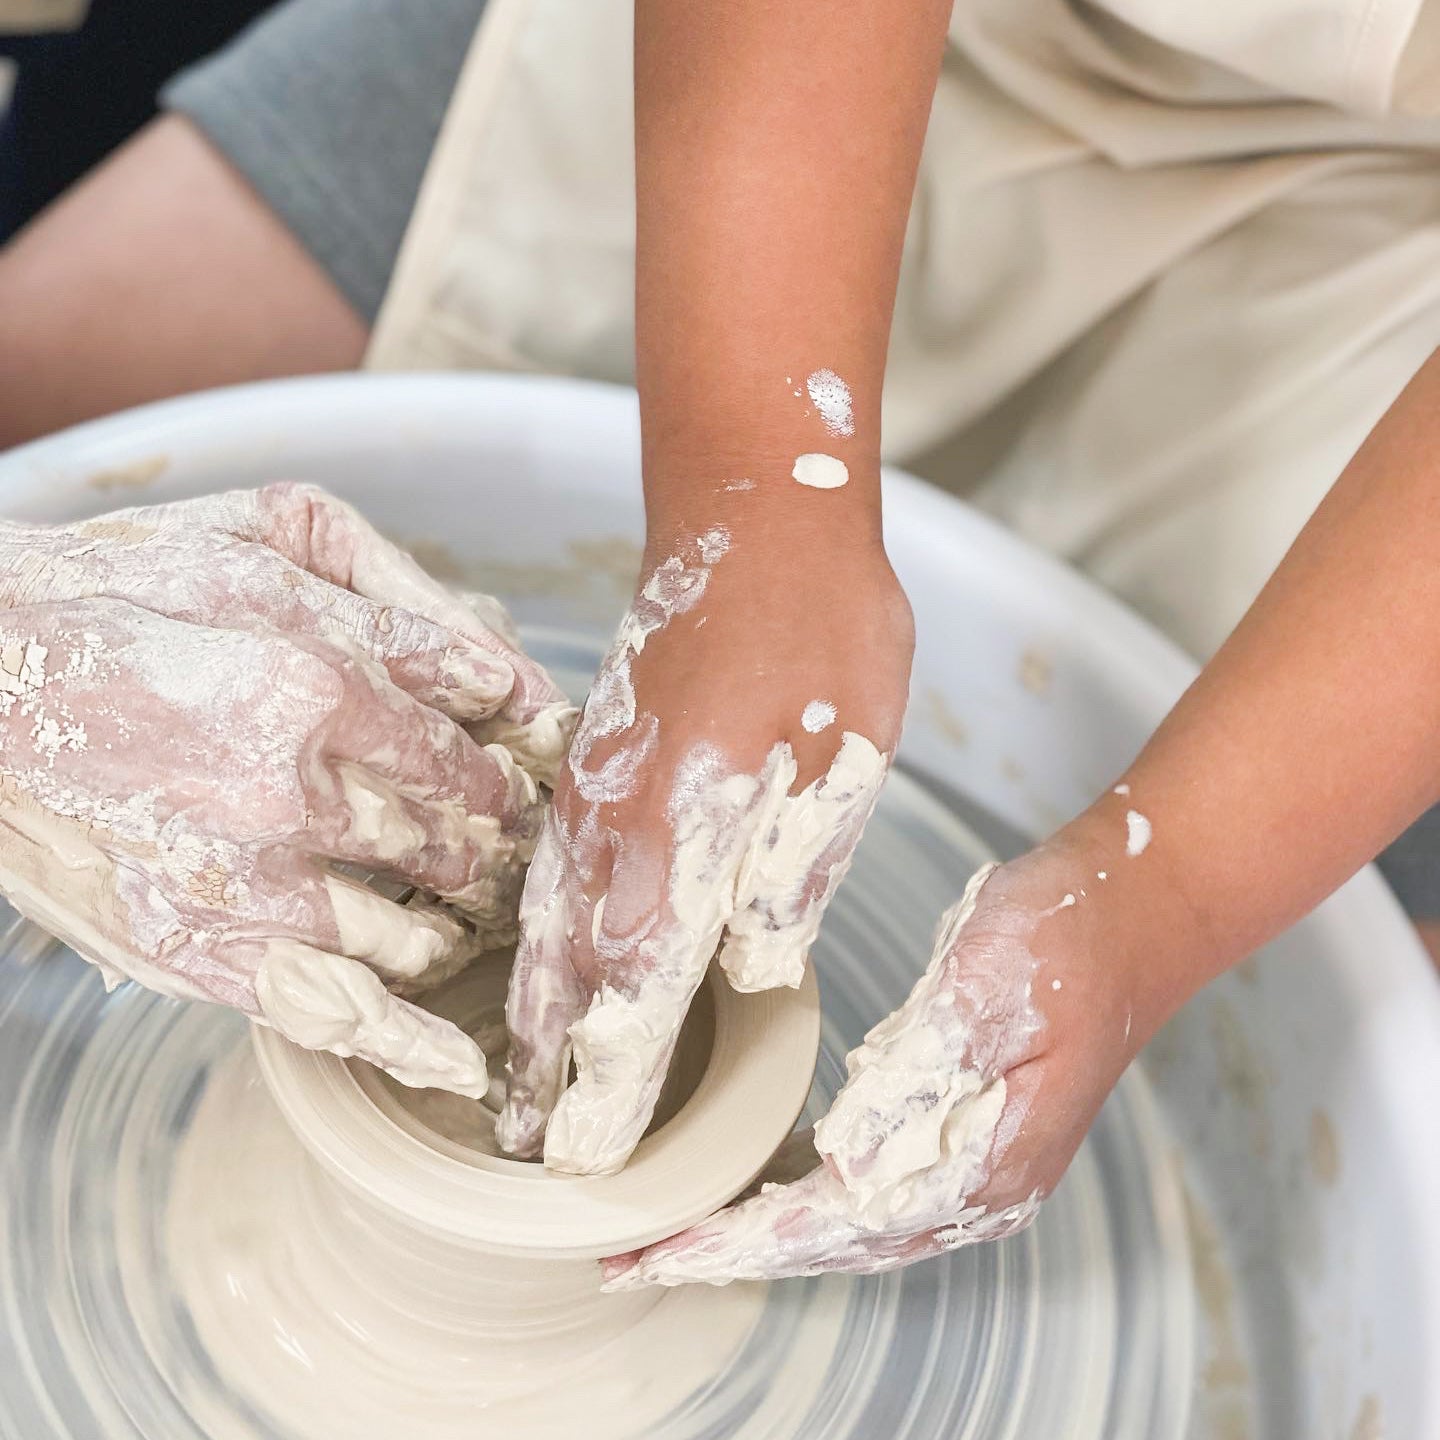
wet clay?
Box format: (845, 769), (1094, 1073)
(165, 952), (831, 1439)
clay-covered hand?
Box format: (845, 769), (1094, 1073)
(602, 841), (1151, 1286)
(497, 524), (914, 1174)
(0, 483), (576, 1095)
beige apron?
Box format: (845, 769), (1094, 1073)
(370, 0), (1440, 655)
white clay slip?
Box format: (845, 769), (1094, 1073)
(804, 369), (855, 438)
(792, 454), (849, 490)
(801, 700), (837, 734)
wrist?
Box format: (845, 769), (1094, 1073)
(639, 360), (884, 553)
(1004, 803), (1223, 1050)
(640, 502), (901, 634)
(643, 451), (884, 561)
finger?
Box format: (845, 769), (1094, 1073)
(385, 895), (491, 998)
(251, 938), (489, 1097)
(156, 490), (521, 723)
(602, 1167), (858, 1287)
(467, 699), (579, 792)
(316, 764), (529, 947)
(56, 491), (528, 729)
(495, 809), (594, 1158)
(452, 588), (579, 789)
(323, 873), (481, 987)
(241, 556), (522, 725)
(600, 1164), (1033, 1289)
(456, 588), (522, 649)
(718, 733), (888, 992)
(311, 656), (543, 942)
(541, 975), (695, 1177)
(250, 489), (576, 781)
(253, 482), (567, 721)
(539, 837), (719, 1177)
(537, 747), (789, 1175)
(320, 654), (541, 823)
(274, 563), (577, 785)
(810, 866), (1007, 1206)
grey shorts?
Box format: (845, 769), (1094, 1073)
(161, 0), (487, 322)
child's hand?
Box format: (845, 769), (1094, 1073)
(498, 516), (914, 1174)
(600, 823), (1182, 1286)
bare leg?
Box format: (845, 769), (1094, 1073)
(0, 114), (368, 449)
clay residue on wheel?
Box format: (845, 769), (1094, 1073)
(85, 454), (169, 492)
(1209, 997), (1273, 1158)
(923, 688), (970, 748)
(1308, 1110), (1341, 1187)
(1183, 1174), (1258, 1438)
(1018, 648), (1052, 697)
(1349, 1393), (1384, 1440)
(409, 536), (643, 619)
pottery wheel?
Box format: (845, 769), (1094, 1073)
(0, 631), (1195, 1439)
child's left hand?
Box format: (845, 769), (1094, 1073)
(498, 514), (914, 1175)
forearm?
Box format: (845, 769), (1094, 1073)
(633, 0), (951, 542)
(1045, 348), (1440, 1026)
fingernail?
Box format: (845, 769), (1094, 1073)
(440, 648), (515, 715)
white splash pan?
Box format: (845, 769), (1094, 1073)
(1, 372), (1435, 1438)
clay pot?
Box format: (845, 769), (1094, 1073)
(247, 951), (820, 1347)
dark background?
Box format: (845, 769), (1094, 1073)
(0, 0), (276, 241)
